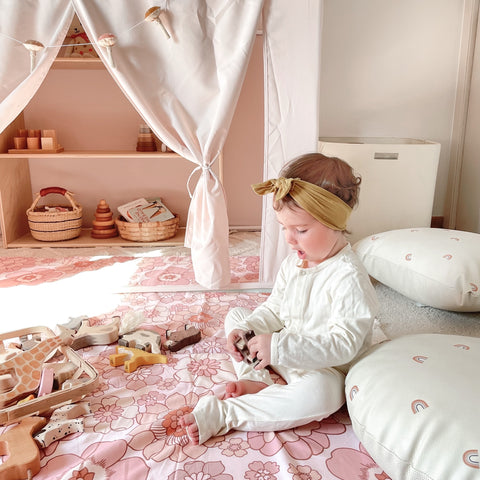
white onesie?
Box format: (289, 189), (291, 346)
(192, 244), (379, 444)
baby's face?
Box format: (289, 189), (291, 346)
(276, 205), (346, 266)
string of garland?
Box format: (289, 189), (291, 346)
(0, 6), (173, 71)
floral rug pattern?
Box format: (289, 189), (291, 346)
(0, 253), (389, 480)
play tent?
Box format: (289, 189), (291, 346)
(0, 0), (320, 288)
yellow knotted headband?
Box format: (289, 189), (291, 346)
(252, 177), (352, 231)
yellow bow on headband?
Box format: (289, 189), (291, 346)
(252, 177), (352, 231)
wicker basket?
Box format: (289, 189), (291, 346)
(115, 214), (179, 242)
(26, 187), (83, 241)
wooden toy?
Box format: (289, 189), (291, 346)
(70, 316), (120, 350)
(16, 395), (34, 406)
(0, 376), (15, 395)
(0, 342), (20, 363)
(164, 325), (201, 352)
(19, 334), (41, 351)
(49, 361), (77, 390)
(37, 368), (55, 397)
(234, 330), (260, 366)
(135, 124), (157, 152)
(118, 329), (163, 353)
(109, 345), (167, 373)
(61, 378), (91, 390)
(0, 333), (73, 408)
(91, 199), (118, 239)
(0, 416), (47, 480)
(58, 316), (88, 332)
(33, 402), (91, 448)
(0, 327), (98, 426)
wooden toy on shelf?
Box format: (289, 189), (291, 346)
(0, 415), (47, 480)
(136, 124), (157, 152)
(109, 345), (167, 373)
(91, 199), (118, 239)
(8, 128), (64, 154)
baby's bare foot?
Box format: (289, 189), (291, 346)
(179, 413), (200, 445)
(224, 380), (268, 399)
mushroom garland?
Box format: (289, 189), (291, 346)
(16, 7), (174, 76)
(23, 39), (44, 72)
(144, 7), (173, 39)
(97, 33), (117, 68)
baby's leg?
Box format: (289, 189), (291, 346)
(224, 379), (267, 398)
(190, 367), (345, 444)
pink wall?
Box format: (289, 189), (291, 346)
(24, 38), (264, 228)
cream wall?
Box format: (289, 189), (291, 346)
(318, 0), (465, 220)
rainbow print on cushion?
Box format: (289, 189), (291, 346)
(412, 355), (427, 363)
(463, 450), (479, 469)
(411, 399), (429, 414)
(349, 385), (359, 401)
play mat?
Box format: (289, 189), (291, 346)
(0, 249), (391, 480)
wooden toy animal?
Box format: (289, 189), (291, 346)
(109, 345), (167, 373)
(0, 416), (47, 480)
(118, 329), (163, 353)
(0, 334), (72, 408)
(164, 325), (201, 352)
(70, 316), (120, 350)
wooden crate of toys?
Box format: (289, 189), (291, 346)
(0, 326), (98, 425)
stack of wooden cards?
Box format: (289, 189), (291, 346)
(118, 197), (175, 223)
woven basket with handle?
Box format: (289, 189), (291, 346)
(26, 187), (83, 241)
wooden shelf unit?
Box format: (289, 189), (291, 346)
(0, 126), (188, 248)
(8, 227), (186, 248)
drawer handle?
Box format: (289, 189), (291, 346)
(374, 152), (399, 160)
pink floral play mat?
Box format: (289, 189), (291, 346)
(0, 254), (390, 480)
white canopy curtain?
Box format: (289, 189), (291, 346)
(0, 0), (262, 290)
(73, 0), (263, 289)
(0, 0), (73, 133)
(260, 0), (322, 284)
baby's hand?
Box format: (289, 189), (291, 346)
(226, 329), (249, 362)
(247, 334), (272, 370)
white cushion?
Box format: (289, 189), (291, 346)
(346, 334), (480, 479)
(353, 228), (480, 311)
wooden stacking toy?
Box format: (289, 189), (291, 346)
(91, 199), (118, 239)
(136, 124), (157, 152)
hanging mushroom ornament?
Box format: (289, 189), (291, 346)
(145, 7), (172, 39)
(98, 33), (117, 68)
(23, 40), (44, 73)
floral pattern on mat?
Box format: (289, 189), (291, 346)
(0, 255), (260, 287)
(0, 254), (389, 479)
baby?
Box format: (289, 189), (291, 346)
(180, 152), (379, 444)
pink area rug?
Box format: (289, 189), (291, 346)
(0, 255), (260, 288)
(0, 252), (390, 480)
